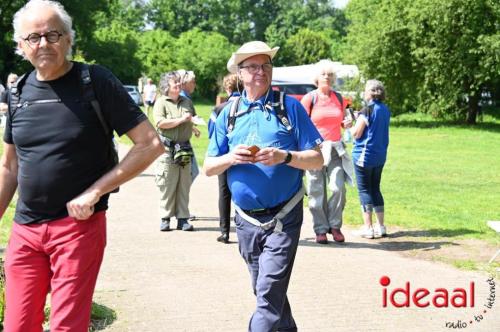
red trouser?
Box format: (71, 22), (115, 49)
(4, 211), (107, 332)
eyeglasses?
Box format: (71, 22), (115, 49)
(23, 30), (63, 46)
(239, 63), (273, 74)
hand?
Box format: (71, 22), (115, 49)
(342, 118), (353, 128)
(67, 191), (100, 220)
(192, 126), (201, 138)
(227, 144), (255, 165)
(253, 147), (286, 166)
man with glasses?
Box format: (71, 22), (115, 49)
(0, 1), (163, 331)
(203, 41), (323, 332)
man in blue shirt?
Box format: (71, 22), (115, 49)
(203, 41), (323, 332)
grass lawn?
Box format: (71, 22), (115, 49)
(2, 103), (499, 248)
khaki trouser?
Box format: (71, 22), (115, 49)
(155, 152), (192, 219)
(306, 148), (346, 234)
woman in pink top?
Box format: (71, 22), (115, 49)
(301, 60), (353, 244)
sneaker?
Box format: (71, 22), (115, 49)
(373, 224), (387, 238)
(177, 218), (194, 231)
(331, 228), (345, 242)
(353, 226), (374, 239)
(160, 218), (171, 232)
(315, 233), (328, 244)
(217, 233), (229, 244)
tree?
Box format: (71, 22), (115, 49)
(282, 28), (333, 65)
(406, 0), (499, 123)
(87, 21), (142, 84)
(174, 29), (235, 97)
(136, 29), (178, 82)
(0, 0), (112, 81)
(344, 0), (419, 115)
(344, 0), (499, 123)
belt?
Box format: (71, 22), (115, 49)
(235, 187), (305, 233)
(242, 200), (289, 216)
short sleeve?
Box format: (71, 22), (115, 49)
(90, 64), (147, 137)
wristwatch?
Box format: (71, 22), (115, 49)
(283, 151), (292, 164)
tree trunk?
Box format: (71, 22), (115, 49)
(466, 94), (479, 125)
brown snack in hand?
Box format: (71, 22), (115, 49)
(248, 145), (260, 156)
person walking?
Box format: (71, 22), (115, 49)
(351, 79), (391, 239)
(203, 41), (323, 332)
(207, 73), (241, 243)
(300, 60), (354, 244)
(0, 1), (163, 331)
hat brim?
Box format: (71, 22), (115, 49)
(227, 47), (279, 73)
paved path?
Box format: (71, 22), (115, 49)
(94, 152), (499, 332)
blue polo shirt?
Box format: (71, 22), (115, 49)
(207, 89), (322, 210)
(352, 100), (390, 167)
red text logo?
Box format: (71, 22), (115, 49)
(380, 276), (475, 308)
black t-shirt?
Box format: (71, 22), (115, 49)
(4, 62), (147, 224)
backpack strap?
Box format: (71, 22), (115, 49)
(227, 96), (241, 134)
(7, 73), (29, 123)
(80, 63), (119, 193)
(273, 90), (292, 132)
(309, 90), (344, 118)
(80, 63), (111, 137)
(333, 90), (344, 110)
(227, 90), (292, 133)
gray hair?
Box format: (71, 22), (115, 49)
(313, 59), (336, 86)
(13, 0), (75, 58)
(159, 71), (181, 96)
(7, 73), (19, 85)
(178, 69), (195, 85)
(365, 79), (386, 101)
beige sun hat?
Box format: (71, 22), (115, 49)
(227, 41), (280, 73)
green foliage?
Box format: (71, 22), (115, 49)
(136, 29), (177, 82)
(265, 0), (346, 65)
(174, 29), (235, 97)
(282, 28), (333, 65)
(0, 0), (112, 82)
(87, 21), (142, 84)
(344, 0), (418, 115)
(146, 0), (284, 44)
(344, 0), (499, 123)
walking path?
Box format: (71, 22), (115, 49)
(94, 151), (499, 332)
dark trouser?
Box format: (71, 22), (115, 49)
(354, 164), (385, 212)
(218, 171), (231, 234)
(235, 200), (303, 332)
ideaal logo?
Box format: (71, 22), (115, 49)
(379, 275), (496, 329)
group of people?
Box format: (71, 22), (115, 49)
(0, 1), (390, 331)
(298, 60), (389, 244)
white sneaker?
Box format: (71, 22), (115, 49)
(373, 224), (387, 238)
(353, 226), (374, 239)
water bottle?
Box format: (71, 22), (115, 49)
(343, 107), (354, 143)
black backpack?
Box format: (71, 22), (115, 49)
(227, 89), (292, 133)
(8, 63), (119, 193)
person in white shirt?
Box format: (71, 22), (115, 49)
(143, 78), (157, 117)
